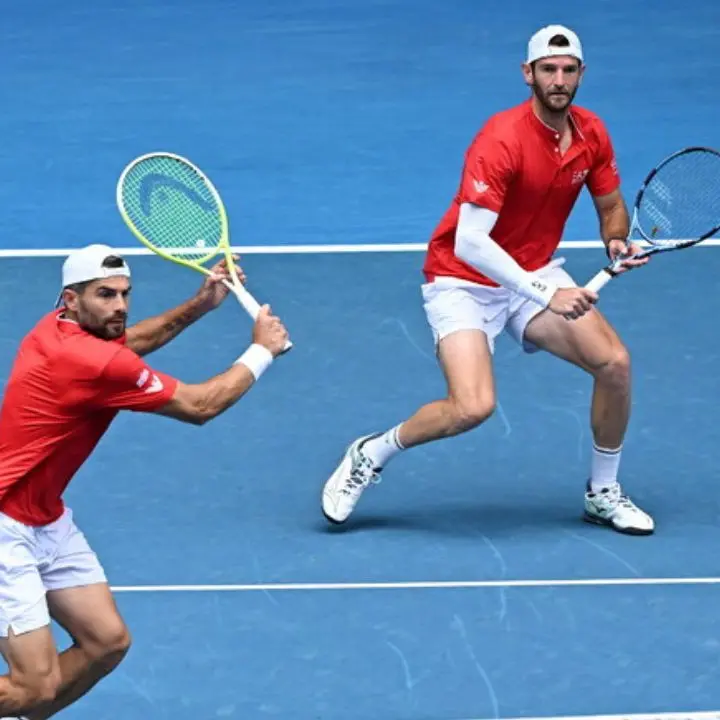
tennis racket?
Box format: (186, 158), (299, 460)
(585, 146), (720, 293)
(116, 151), (292, 352)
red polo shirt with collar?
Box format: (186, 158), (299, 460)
(0, 310), (178, 526)
(423, 99), (621, 286)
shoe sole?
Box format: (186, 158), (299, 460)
(322, 506), (345, 525)
(583, 512), (654, 536)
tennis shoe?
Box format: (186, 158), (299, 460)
(322, 434), (382, 524)
(584, 482), (654, 535)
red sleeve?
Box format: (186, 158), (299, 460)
(586, 122), (621, 197)
(91, 347), (178, 412)
(459, 133), (516, 213)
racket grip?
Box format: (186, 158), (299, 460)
(222, 279), (294, 353)
(584, 269), (614, 294)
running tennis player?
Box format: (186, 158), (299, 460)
(0, 244), (288, 719)
(322, 25), (654, 536)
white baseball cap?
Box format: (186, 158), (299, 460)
(55, 244), (131, 307)
(527, 24), (583, 64)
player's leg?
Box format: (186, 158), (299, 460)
(25, 510), (131, 720)
(322, 329), (496, 524)
(391, 329), (497, 446)
(0, 628), (61, 717)
(508, 262), (653, 534)
(0, 514), (62, 717)
(322, 279), (501, 524)
(25, 585), (131, 720)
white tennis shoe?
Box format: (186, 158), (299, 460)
(322, 434), (382, 524)
(322, 441), (655, 535)
(584, 482), (654, 535)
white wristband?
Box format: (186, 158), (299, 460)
(234, 344), (273, 380)
(517, 275), (558, 307)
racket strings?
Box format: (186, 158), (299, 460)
(638, 150), (720, 245)
(120, 156), (223, 264)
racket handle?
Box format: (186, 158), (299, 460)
(222, 279), (293, 353)
(584, 268), (614, 294)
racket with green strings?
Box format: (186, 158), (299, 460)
(116, 151), (292, 352)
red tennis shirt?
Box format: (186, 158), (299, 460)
(0, 311), (178, 526)
(423, 99), (621, 286)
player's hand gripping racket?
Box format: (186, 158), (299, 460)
(116, 151), (292, 352)
(585, 146), (720, 293)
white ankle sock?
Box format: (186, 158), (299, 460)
(360, 425), (405, 469)
(590, 443), (622, 493)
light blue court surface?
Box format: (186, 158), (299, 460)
(1, 0), (720, 718)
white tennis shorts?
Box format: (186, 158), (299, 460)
(422, 258), (576, 353)
(0, 508), (107, 637)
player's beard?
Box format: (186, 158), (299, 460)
(78, 308), (127, 340)
(532, 82), (578, 115)
(99, 315), (127, 340)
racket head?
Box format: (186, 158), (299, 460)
(632, 146), (720, 248)
(116, 152), (230, 271)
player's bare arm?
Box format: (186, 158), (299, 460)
(154, 305), (288, 425)
(125, 257), (245, 357)
(592, 189), (648, 272)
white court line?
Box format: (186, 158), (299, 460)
(0, 243), (424, 257)
(457, 713), (720, 720)
(109, 576), (720, 593)
(2, 239), (720, 258)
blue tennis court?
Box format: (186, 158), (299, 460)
(1, 0), (720, 718)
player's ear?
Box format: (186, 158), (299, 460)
(62, 288), (81, 312)
(521, 62), (533, 87)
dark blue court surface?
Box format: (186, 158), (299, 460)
(1, 0), (720, 717)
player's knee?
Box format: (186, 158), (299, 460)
(598, 345), (631, 390)
(98, 624), (131, 669)
(35, 668), (61, 706)
(17, 663), (61, 709)
(450, 393), (496, 433)
(106, 624), (131, 664)
(83, 622), (132, 672)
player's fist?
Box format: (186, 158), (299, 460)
(252, 305), (289, 357)
(607, 239), (649, 273)
(548, 288), (598, 321)
(197, 256), (247, 310)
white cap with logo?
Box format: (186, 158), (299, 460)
(56, 244), (131, 307)
(527, 24), (583, 64)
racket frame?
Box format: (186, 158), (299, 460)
(116, 151), (292, 351)
(585, 146), (720, 293)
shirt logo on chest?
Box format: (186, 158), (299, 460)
(571, 169), (589, 185)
